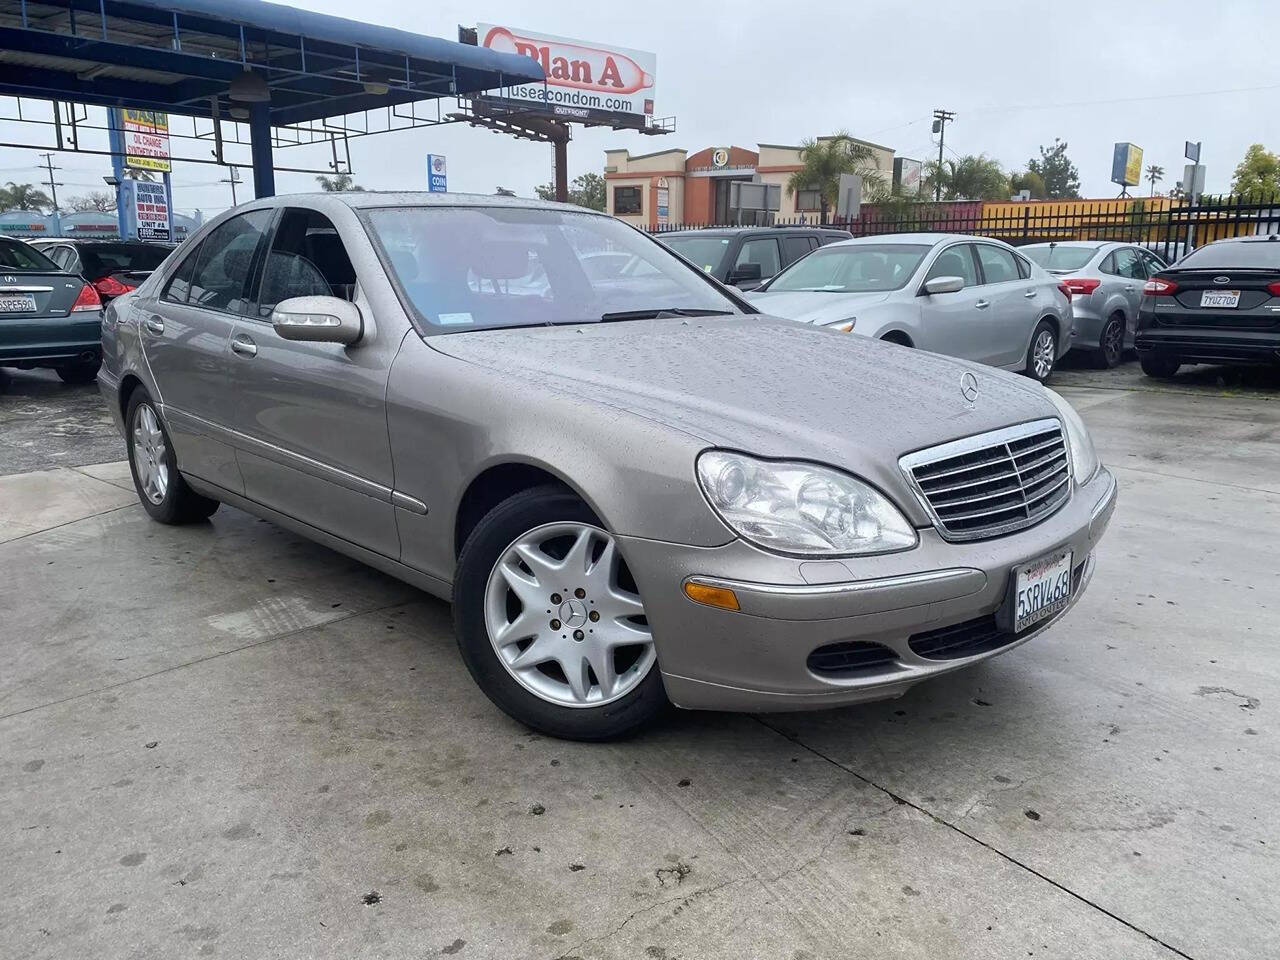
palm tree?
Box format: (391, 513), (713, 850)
(1145, 164), (1165, 197)
(0, 182), (54, 212)
(316, 172), (364, 192)
(924, 155), (1009, 201)
(785, 133), (886, 223)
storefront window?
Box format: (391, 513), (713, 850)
(613, 186), (642, 215)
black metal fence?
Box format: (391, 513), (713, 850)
(647, 194), (1280, 262)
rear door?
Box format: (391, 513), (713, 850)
(780, 235), (816, 268)
(1109, 246), (1146, 323)
(139, 209), (273, 493)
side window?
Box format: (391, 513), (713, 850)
(1014, 253), (1032, 280)
(1098, 253), (1117, 276)
(926, 244), (979, 287)
(185, 210), (273, 313)
(47, 246), (73, 269)
(1139, 250), (1165, 277)
(162, 242), (201, 304)
(974, 244), (1020, 284)
(734, 237), (781, 278)
(255, 208), (358, 319)
(613, 186), (642, 215)
(1112, 248), (1145, 279)
(781, 236), (813, 264)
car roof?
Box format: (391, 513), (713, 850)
(1212, 234), (1280, 243)
(825, 232), (1011, 248)
(261, 190), (601, 216)
(1020, 240), (1119, 250)
(659, 226), (847, 236)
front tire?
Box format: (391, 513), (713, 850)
(1140, 355), (1180, 379)
(1024, 320), (1058, 383)
(1092, 315), (1125, 369)
(453, 486), (666, 740)
(56, 358), (101, 384)
(125, 389), (219, 524)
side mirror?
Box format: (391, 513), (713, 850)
(923, 276), (965, 295)
(271, 295), (362, 345)
(727, 262), (763, 285)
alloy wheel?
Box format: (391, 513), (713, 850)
(131, 403), (169, 505)
(483, 521), (655, 708)
(1033, 329), (1056, 379)
(1103, 319), (1124, 366)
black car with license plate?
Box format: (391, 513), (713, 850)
(0, 236), (104, 383)
(1135, 234), (1280, 378)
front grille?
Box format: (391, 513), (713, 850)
(807, 640), (899, 676)
(909, 559), (1087, 660)
(901, 419), (1071, 542)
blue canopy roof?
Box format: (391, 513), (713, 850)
(0, 0), (544, 124)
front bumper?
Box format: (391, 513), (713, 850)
(621, 467), (1117, 712)
(1136, 328), (1280, 366)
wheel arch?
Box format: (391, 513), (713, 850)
(453, 459), (603, 559)
(118, 372), (147, 424)
(879, 329), (914, 347)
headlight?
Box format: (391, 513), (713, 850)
(696, 451), (917, 556)
(821, 316), (856, 333)
(1044, 388), (1099, 483)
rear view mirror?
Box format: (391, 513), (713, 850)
(728, 262), (763, 285)
(272, 296), (363, 345)
(923, 276), (965, 295)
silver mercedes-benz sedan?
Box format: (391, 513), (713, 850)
(99, 193), (1116, 740)
(1022, 241), (1168, 368)
(746, 233), (1075, 382)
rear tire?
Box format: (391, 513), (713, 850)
(453, 485), (667, 741)
(56, 358), (101, 384)
(1023, 320), (1058, 383)
(1140, 356), (1180, 379)
(125, 389), (220, 524)
(1091, 315), (1125, 369)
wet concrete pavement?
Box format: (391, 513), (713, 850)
(1, 364), (1276, 959)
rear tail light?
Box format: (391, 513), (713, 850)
(1143, 278), (1178, 297)
(93, 275), (137, 298)
(1057, 282), (1072, 300)
(1061, 277), (1101, 296)
(70, 283), (102, 312)
(1267, 281), (1280, 297)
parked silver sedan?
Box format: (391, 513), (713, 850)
(1022, 241), (1168, 367)
(99, 193), (1115, 740)
(746, 233), (1075, 382)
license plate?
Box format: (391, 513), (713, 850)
(0, 294), (36, 313)
(1200, 289), (1240, 308)
(1012, 550), (1073, 633)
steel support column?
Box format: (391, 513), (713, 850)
(249, 102), (274, 199)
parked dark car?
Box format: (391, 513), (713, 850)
(657, 226), (851, 290)
(30, 238), (175, 303)
(0, 236), (104, 383)
(1135, 235), (1280, 378)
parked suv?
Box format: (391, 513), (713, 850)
(657, 226), (850, 290)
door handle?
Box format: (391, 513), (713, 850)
(144, 315), (165, 335)
(1023, 290), (1038, 298)
(975, 300), (990, 309)
(230, 335), (258, 358)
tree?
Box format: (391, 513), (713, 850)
(1027, 139), (1081, 199)
(1009, 169), (1046, 199)
(1230, 144), (1280, 197)
(1145, 164), (1165, 197)
(785, 132), (887, 222)
(534, 172), (606, 210)
(924, 154), (1009, 201)
(126, 168), (156, 183)
(66, 191), (117, 213)
(0, 182), (54, 212)
(315, 172), (365, 192)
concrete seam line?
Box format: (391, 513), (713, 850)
(0, 599), (415, 723)
(753, 716), (1198, 960)
(0, 501), (135, 547)
(1110, 463), (1280, 499)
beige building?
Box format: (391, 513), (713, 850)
(604, 137), (895, 227)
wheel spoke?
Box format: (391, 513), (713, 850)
(492, 609), (541, 649)
(498, 558), (545, 608)
(583, 642), (617, 700)
(560, 527), (596, 578)
(561, 653), (592, 703)
(508, 635), (555, 670)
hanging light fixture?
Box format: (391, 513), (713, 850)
(229, 106), (250, 120)
(229, 68), (270, 103)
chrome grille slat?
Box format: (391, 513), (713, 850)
(901, 419), (1072, 542)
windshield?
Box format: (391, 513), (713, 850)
(766, 244), (931, 293)
(365, 207), (740, 332)
(80, 243), (173, 277)
(1176, 240), (1280, 270)
(1023, 245), (1097, 271)
(0, 238), (60, 272)
(660, 235), (733, 273)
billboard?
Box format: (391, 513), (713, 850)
(476, 24), (657, 128)
(893, 157), (923, 197)
(120, 177), (171, 242)
(1111, 142), (1143, 187)
(427, 154), (447, 193)
(122, 109), (171, 173)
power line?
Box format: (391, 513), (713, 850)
(962, 81), (1280, 117)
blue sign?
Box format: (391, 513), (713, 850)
(427, 154), (447, 193)
(119, 177), (171, 242)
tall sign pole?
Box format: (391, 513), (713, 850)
(107, 108), (127, 239)
(932, 109), (955, 201)
(1184, 140), (1203, 252)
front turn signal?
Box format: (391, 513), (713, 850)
(683, 581), (740, 611)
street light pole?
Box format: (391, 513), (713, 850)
(932, 109), (955, 202)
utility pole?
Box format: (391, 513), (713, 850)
(39, 152), (63, 233)
(220, 166), (242, 206)
(932, 109), (955, 202)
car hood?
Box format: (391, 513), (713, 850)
(428, 316), (1056, 522)
(744, 290), (891, 324)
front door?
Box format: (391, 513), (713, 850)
(228, 206), (402, 558)
(972, 243), (1038, 367)
(918, 243), (988, 363)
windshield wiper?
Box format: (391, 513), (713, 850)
(598, 307), (734, 322)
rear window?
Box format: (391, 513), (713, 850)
(0, 238), (60, 272)
(78, 243), (173, 278)
(1176, 240), (1280, 270)
(1022, 245), (1097, 271)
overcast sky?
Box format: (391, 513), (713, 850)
(1, 0), (1277, 217)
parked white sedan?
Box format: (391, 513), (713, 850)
(748, 234), (1075, 381)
